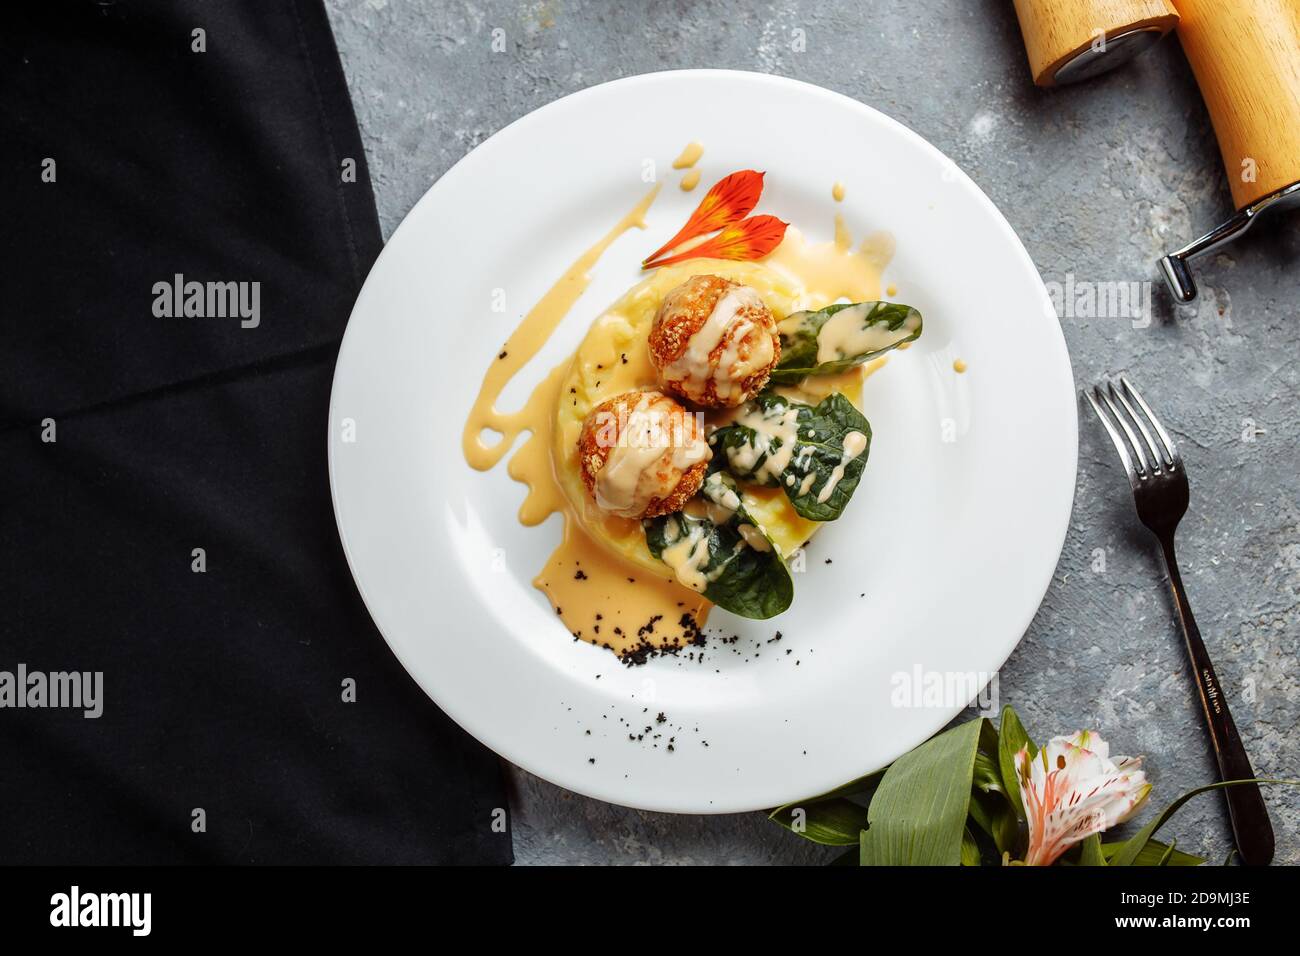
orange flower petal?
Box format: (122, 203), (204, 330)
(643, 215), (788, 269)
(642, 169), (765, 265)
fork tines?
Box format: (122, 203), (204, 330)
(1085, 375), (1181, 484)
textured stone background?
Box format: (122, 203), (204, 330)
(324, 0), (1299, 865)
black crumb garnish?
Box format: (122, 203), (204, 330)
(824, 558), (833, 565)
(574, 569), (588, 580)
(498, 350), (508, 359)
(588, 758), (595, 764)
(656, 712), (666, 724)
(620, 353), (628, 364)
(613, 613), (706, 666)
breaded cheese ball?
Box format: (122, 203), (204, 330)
(648, 275), (780, 408)
(578, 390), (711, 519)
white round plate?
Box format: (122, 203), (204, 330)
(329, 70), (1076, 813)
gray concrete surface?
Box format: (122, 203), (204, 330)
(324, 0), (1299, 865)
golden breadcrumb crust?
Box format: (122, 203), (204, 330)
(577, 391), (709, 518)
(647, 274), (780, 408)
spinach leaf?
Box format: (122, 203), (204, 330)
(643, 472), (793, 619)
(771, 301), (921, 385)
(710, 392), (871, 522)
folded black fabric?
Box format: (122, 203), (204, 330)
(1, 0), (382, 423)
(0, 0), (512, 864)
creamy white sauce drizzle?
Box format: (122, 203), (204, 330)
(707, 480), (741, 514)
(594, 392), (710, 518)
(816, 430), (868, 503)
(658, 515), (712, 592)
(737, 523), (771, 552)
(724, 400), (801, 485)
(813, 304), (921, 364)
(658, 474), (778, 590)
(663, 285), (773, 405)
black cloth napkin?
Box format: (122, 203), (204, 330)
(0, 0), (512, 864)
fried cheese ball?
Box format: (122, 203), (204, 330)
(648, 274), (780, 408)
(578, 390), (711, 519)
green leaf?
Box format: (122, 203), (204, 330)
(768, 798), (871, 846)
(972, 750), (1006, 797)
(1101, 838), (1203, 867)
(770, 301), (922, 385)
(710, 392), (871, 521)
(960, 827), (982, 866)
(643, 472), (793, 619)
(968, 791), (1018, 859)
(997, 705), (1034, 826)
(968, 763), (1020, 855)
(1109, 778), (1300, 866)
(1077, 833), (1107, 866)
(858, 717), (986, 866)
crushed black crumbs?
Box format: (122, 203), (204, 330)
(565, 612), (816, 763)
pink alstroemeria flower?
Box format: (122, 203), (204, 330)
(1015, 730), (1151, 866)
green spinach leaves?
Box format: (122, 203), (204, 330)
(710, 392), (871, 522)
(771, 301), (921, 385)
(643, 473), (793, 619)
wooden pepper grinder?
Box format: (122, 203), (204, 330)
(1012, 0), (1180, 86)
(1158, 0), (1300, 302)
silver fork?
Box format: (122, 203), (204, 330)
(1086, 376), (1274, 866)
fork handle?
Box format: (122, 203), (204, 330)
(1159, 536), (1275, 865)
